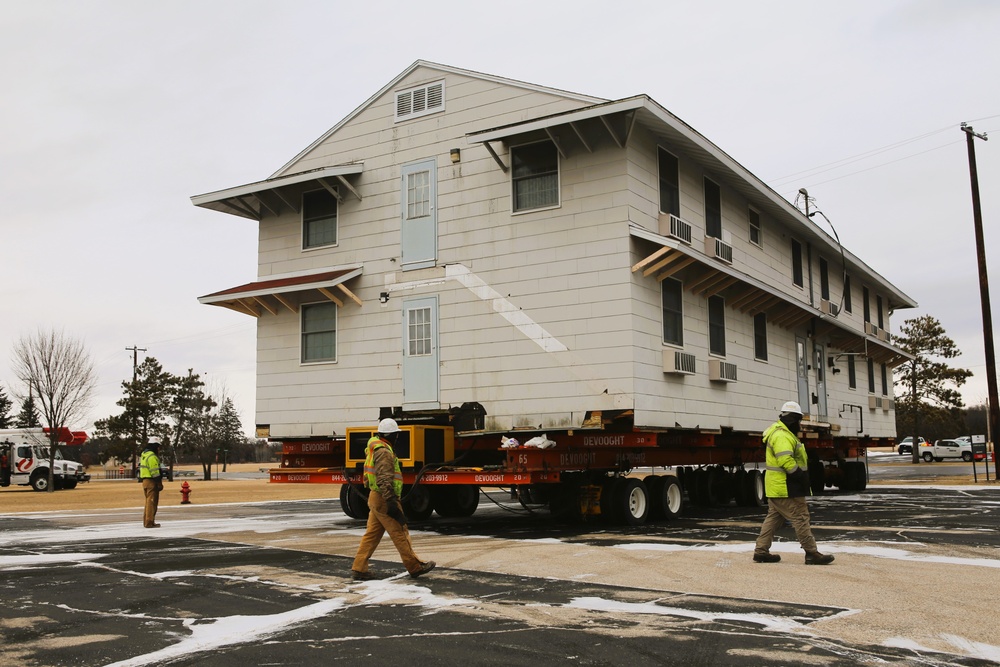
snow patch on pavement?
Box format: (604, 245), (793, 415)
(614, 541), (1000, 569)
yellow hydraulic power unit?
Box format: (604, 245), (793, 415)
(345, 425), (455, 469)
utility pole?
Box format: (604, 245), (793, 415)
(961, 123), (998, 478)
(125, 345), (146, 475)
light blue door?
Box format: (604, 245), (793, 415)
(402, 296), (439, 409)
(796, 336), (810, 418)
(401, 159), (437, 271)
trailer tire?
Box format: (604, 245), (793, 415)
(433, 485), (480, 518)
(657, 477), (684, 519)
(733, 469), (748, 506)
(710, 466), (734, 505)
(809, 462), (825, 496)
(745, 469), (766, 507)
(841, 461), (867, 492)
(30, 471), (49, 492)
(340, 484), (369, 520)
(644, 476), (665, 520)
(614, 478), (650, 526)
(401, 484), (434, 521)
(549, 477), (583, 522)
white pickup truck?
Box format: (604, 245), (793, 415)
(920, 439), (974, 463)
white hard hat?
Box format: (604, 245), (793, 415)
(780, 401), (803, 415)
(147, 437), (162, 447)
(377, 418), (400, 434)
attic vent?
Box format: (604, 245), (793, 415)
(395, 81), (445, 121)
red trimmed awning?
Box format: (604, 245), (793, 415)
(198, 266), (363, 317)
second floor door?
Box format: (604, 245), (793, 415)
(401, 159), (437, 271)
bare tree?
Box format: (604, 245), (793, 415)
(11, 329), (96, 492)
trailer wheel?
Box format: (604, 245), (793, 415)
(644, 476), (665, 520)
(401, 484), (434, 521)
(658, 477), (683, 519)
(339, 484), (369, 520)
(549, 477), (583, 522)
(745, 470), (766, 507)
(733, 469), (748, 506)
(614, 478), (650, 525)
(841, 461), (867, 492)
(30, 471), (49, 492)
(710, 466), (734, 505)
(809, 462), (825, 496)
(433, 485), (480, 518)
(923, 452), (934, 463)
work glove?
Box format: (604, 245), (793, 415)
(385, 498), (407, 526)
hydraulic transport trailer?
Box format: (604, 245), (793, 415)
(269, 412), (872, 525)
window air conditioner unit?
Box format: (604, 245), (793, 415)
(877, 328), (890, 342)
(883, 398), (893, 412)
(708, 359), (738, 382)
(704, 236), (733, 264)
(865, 322), (879, 336)
(819, 299), (840, 316)
(663, 349), (696, 375)
(868, 395), (883, 410)
(659, 214), (692, 244)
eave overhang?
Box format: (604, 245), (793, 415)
(630, 225), (913, 368)
(190, 163), (364, 221)
(198, 266), (363, 317)
(469, 96), (917, 312)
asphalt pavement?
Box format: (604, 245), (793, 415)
(2, 478), (999, 666)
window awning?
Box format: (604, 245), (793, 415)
(630, 225), (912, 368)
(190, 163), (364, 220)
(199, 266), (363, 317)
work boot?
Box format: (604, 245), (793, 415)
(410, 561), (436, 578)
(351, 570), (374, 581)
(752, 552), (781, 563)
(805, 551), (835, 565)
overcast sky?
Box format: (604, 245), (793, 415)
(2, 0), (999, 435)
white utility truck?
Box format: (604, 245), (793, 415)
(0, 428), (90, 491)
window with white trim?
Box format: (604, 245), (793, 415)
(704, 178), (721, 238)
(658, 147), (679, 217)
(408, 307), (432, 356)
(511, 141), (559, 212)
(302, 189), (337, 249)
(394, 81), (444, 121)
(748, 207), (761, 247)
(708, 295), (726, 356)
(301, 302), (337, 363)
(753, 312), (768, 361)
(661, 278), (683, 346)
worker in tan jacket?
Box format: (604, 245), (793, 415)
(351, 418), (435, 580)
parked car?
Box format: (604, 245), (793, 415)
(921, 439), (974, 463)
(896, 437), (927, 455)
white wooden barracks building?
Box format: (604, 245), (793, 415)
(192, 61), (914, 442)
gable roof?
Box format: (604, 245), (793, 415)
(270, 60), (606, 179)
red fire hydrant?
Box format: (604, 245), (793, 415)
(180, 481), (192, 504)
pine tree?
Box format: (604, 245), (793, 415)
(0, 384), (13, 429)
(15, 395), (42, 428)
(893, 315), (972, 461)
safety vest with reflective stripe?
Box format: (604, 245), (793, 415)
(139, 449), (161, 480)
(762, 421), (808, 498)
(363, 436), (403, 497)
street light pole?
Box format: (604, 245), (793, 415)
(961, 123), (998, 478)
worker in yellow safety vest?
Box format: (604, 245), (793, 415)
(139, 438), (164, 528)
(753, 401), (834, 565)
(351, 418), (435, 580)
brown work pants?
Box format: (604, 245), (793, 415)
(754, 496), (818, 554)
(142, 479), (162, 527)
(352, 491), (424, 575)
